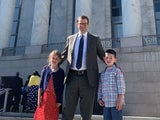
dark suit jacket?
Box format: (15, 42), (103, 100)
(62, 32), (105, 87)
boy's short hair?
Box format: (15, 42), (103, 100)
(106, 49), (116, 58)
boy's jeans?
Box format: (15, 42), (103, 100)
(103, 107), (122, 120)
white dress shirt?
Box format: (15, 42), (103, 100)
(71, 32), (87, 70)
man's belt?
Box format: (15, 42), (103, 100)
(69, 69), (87, 76)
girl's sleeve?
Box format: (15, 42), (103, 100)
(39, 68), (45, 89)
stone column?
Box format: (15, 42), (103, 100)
(122, 0), (142, 37)
(48, 0), (68, 43)
(91, 0), (112, 48)
(30, 0), (50, 45)
(17, 0), (35, 47)
(121, 0), (142, 47)
(140, 0), (157, 45)
(105, 0), (112, 39)
(141, 0), (156, 36)
(91, 0), (111, 38)
(74, 0), (92, 33)
(0, 0), (16, 49)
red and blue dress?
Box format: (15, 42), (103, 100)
(34, 66), (65, 120)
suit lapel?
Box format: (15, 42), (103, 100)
(87, 33), (92, 53)
(86, 33), (92, 65)
(70, 33), (78, 55)
(71, 34), (77, 48)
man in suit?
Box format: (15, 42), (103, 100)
(61, 15), (105, 120)
(10, 72), (23, 112)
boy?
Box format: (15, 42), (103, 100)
(97, 49), (125, 120)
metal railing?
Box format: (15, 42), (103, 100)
(0, 88), (12, 112)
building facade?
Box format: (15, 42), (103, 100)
(0, 0), (160, 116)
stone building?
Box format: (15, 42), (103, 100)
(0, 0), (160, 116)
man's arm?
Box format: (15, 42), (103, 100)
(61, 38), (69, 63)
(96, 37), (105, 61)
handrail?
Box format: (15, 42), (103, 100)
(0, 88), (12, 112)
(0, 88), (6, 95)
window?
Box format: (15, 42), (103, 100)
(111, 0), (122, 47)
(153, 0), (160, 44)
(111, 0), (122, 17)
(154, 0), (160, 12)
(9, 0), (22, 47)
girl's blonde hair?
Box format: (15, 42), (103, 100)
(48, 50), (62, 65)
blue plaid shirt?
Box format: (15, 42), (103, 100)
(97, 65), (125, 107)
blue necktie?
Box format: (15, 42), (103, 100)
(76, 35), (84, 69)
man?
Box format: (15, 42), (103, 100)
(11, 72), (23, 112)
(61, 15), (105, 120)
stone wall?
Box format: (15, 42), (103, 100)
(0, 46), (160, 116)
(116, 46), (160, 117)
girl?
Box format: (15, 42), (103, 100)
(34, 50), (65, 120)
(26, 71), (40, 113)
(97, 49), (125, 120)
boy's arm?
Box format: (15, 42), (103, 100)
(116, 69), (125, 95)
(116, 68), (126, 110)
(116, 94), (124, 111)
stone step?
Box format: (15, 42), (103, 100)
(0, 112), (160, 120)
(1, 116), (160, 120)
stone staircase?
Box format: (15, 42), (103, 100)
(0, 112), (160, 120)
